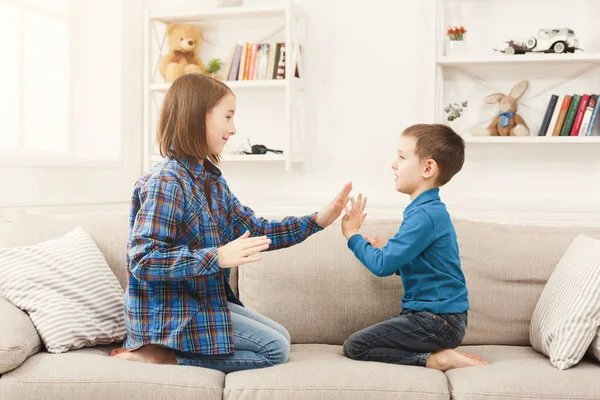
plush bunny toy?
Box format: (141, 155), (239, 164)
(472, 80), (530, 136)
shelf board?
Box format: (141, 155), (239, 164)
(150, 78), (302, 92)
(149, 154), (286, 163)
(149, 5), (287, 23)
(462, 135), (600, 144)
(221, 154), (285, 162)
(437, 52), (600, 66)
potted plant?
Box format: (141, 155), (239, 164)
(446, 26), (467, 57)
(207, 58), (224, 80)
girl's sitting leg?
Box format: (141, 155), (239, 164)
(115, 304), (290, 373)
(173, 305), (290, 373)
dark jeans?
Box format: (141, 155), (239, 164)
(343, 309), (467, 367)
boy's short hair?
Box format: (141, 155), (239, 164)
(157, 73), (232, 165)
(402, 124), (465, 186)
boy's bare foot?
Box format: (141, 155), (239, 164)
(113, 344), (177, 365)
(110, 346), (129, 357)
(426, 349), (488, 371)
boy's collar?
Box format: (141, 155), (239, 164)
(404, 188), (440, 215)
(174, 156), (222, 179)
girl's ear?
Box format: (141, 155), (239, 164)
(484, 93), (505, 104)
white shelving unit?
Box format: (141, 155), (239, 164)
(434, 0), (600, 144)
(143, 2), (308, 171)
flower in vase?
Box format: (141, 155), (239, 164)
(444, 101), (468, 121)
(447, 26), (467, 41)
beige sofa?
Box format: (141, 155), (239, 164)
(1, 210), (600, 400)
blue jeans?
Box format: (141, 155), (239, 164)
(174, 302), (291, 373)
(343, 309), (467, 367)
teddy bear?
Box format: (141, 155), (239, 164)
(471, 80), (530, 136)
(159, 23), (206, 82)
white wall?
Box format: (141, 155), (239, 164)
(6, 0), (598, 226)
(145, 0), (600, 225)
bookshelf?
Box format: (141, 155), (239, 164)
(143, 2), (308, 171)
(434, 0), (600, 144)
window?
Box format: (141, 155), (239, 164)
(0, 0), (70, 158)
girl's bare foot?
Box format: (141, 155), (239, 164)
(426, 349), (488, 371)
(458, 351), (482, 361)
(113, 344), (177, 365)
(110, 347), (129, 357)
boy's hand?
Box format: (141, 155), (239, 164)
(342, 193), (367, 240)
(315, 182), (352, 228)
(364, 235), (384, 249)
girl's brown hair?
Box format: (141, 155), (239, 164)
(157, 73), (233, 165)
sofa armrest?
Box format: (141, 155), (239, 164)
(0, 296), (43, 373)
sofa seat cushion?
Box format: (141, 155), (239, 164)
(0, 345), (224, 400)
(447, 345), (600, 400)
(224, 344), (449, 400)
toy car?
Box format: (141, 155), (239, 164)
(498, 28), (581, 55)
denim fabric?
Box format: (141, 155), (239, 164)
(174, 302), (291, 373)
(343, 309), (467, 367)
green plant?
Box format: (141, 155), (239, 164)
(207, 58), (224, 74)
(444, 100), (468, 121)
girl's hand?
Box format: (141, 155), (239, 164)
(341, 193), (367, 240)
(315, 182), (352, 228)
(217, 231), (271, 268)
(364, 235), (384, 249)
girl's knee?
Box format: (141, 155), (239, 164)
(261, 335), (290, 366)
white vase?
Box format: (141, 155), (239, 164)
(446, 40), (467, 57)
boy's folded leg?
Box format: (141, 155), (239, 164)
(343, 309), (472, 367)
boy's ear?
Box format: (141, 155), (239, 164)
(422, 159), (438, 179)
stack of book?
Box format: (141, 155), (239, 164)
(225, 42), (290, 81)
(538, 94), (600, 136)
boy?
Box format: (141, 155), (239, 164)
(341, 124), (487, 371)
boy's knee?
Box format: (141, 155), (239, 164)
(343, 335), (367, 360)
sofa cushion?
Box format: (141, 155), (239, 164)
(0, 296), (43, 374)
(453, 219), (600, 346)
(0, 226), (126, 354)
(529, 234), (600, 370)
(447, 345), (600, 400)
(238, 219), (404, 345)
(224, 344), (449, 400)
(0, 345), (224, 400)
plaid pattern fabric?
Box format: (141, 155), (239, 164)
(123, 156), (322, 355)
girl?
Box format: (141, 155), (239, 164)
(112, 73), (352, 373)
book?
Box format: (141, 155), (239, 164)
(546, 94), (565, 136)
(257, 43), (270, 80)
(570, 94), (590, 136)
(579, 95), (596, 136)
(271, 43), (281, 79)
(266, 41), (276, 80)
(275, 43), (286, 79)
(560, 94), (581, 136)
(238, 43), (248, 81)
(538, 94), (558, 136)
(227, 44), (243, 81)
(586, 95), (600, 136)
(553, 95), (572, 136)
(247, 43), (258, 80)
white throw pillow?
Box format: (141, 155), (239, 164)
(0, 226), (126, 354)
(529, 234), (600, 370)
